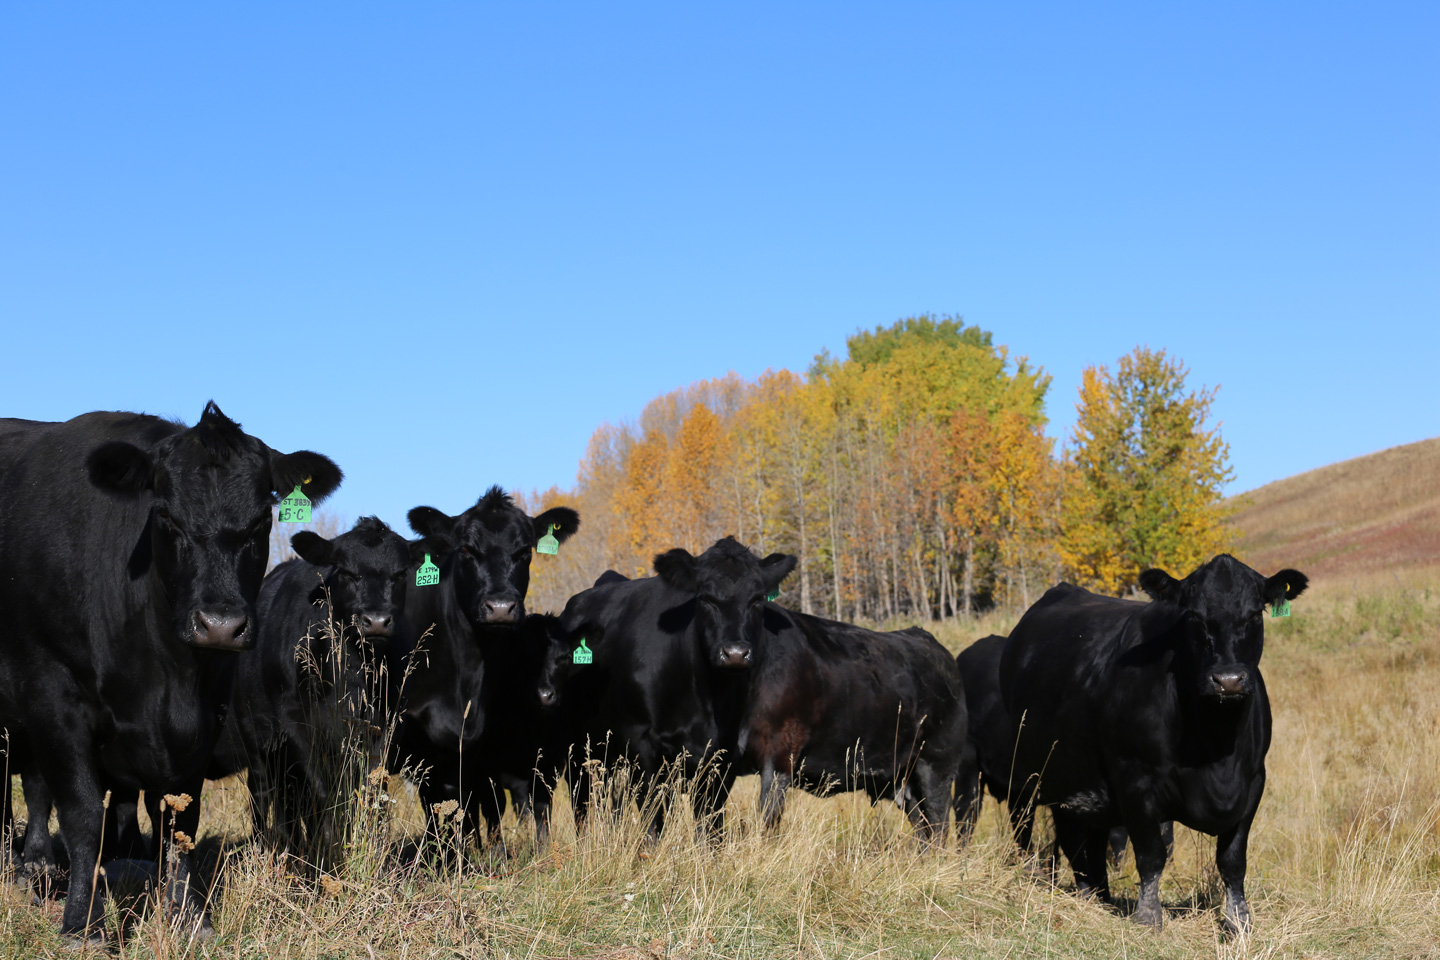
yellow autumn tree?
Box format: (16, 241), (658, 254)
(1061, 347), (1233, 594)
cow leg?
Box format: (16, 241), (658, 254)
(692, 766), (735, 844)
(951, 751), (983, 844)
(245, 764), (275, 846)
(477, 779), (508, 863)
(107, 785), (148, 861)
(19, 773), (54, 874)
(1106, 825), (1129, 868)
(758, 761), (791, 832)
(1127, 819), (1168, 929)
(42, 757), (109, 942)
(1054, 811), (1110, 902)
(529, 775), (554, 849)
(1216, 810), (1256, 936)
(153, 778), (213, 939)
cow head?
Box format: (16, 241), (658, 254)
(87, 401), (342, 652)
(653, 536), (796, 669)
(528, 616), (602, 708)
(1139, 554), (1308, 702)
(291, 517), (433, 649)
(407, 486), (579, 627)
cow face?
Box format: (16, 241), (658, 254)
(1139, 554), (1307, 702)
(291, 517), (433, 649)
(407, 486), (579, 628)
(531, 618), (601, 708)
(653, 536), (797, 669)
(88, 401), (343, 652)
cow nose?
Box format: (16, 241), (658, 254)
(482, 598), (518, 623)
(537, 685), (556, 706)
(1211, 669), (1249, 696)
(193, 609), (249, 649)
(360, 612), (394, 637)
(718, 643), (752, 669)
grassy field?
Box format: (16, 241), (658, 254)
(5, 573), (1438, 959)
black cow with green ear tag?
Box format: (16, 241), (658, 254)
(0, 403), (341, 945)
(394, 485), (580, 850)
(554, 537), (796, 843)
(998, 554), (1308, 936)
(204, 516), (435, 866)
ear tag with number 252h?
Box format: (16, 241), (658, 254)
(765, 587), (780, 602)
(416, 554), (440, 587)
(536, 523), (560, 556)
(279, 485), (312, 524)
(572, 638), (593, 665)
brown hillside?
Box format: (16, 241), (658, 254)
(1227, 436), (1440, 587)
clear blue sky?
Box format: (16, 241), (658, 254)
(3, 3), (1435, 533)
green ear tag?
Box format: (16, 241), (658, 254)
(572, 638), (593, 665)
(765, 587), (780, 602)
(416, 553), (440, 587)
(1271, 597), (1291, 618)
(536, 523), (560, 556)
(278, 485), (311, 523)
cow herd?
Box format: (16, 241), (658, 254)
(0, 405), (1307, 946)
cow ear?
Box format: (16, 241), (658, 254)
(654, 548), (699, 592)
(408, 536), (444, 563)
(759, 553), (799, 590)
(88, 442), (155, 494)
(1138, 568), (1181, 604)
(290, 531), (336, 566)
(271, 451), (343, 505)
(408, 507), (457, 547)
(533, 506), (580, 545)
(1266, 569), (1308, 604)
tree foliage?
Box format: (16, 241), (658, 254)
(1060, 347), (1233, 594)
(522, 324), (1233, 616)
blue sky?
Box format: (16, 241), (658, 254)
(3, 3), (1435, 532)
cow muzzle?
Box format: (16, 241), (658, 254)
(537, 684), (557, 707)
(1207, 667), (1252, 700)
(190, 608), (252, 651)
(480, 596), (519, 623)
(358, 611), (395, 639)
(716, 643), (753, 669)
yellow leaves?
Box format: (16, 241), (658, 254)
(1061, 347), (1234, 594)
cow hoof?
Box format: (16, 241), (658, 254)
(58, 930), (107, 953)
(1221, 901), (1252, 938)
(1132, 901), (1164, 928)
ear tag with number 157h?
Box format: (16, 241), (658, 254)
(416, 554), (440, 587)
(537, 523), (560, 556)
(572, 638), (593, 665)
(279, 485), (312, 523)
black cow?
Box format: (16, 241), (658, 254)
(397, 486), (579, 848)
(556, 538), (796, 842)
(954, 634), (1168, 866)
(739, 615), (966, 844)
(468, 613), (591, 849)
(999, 555), (1307, 933)
(207, 516), (431, 865)
(953, 634), (1037, 847)
(0, 404), (340, 942)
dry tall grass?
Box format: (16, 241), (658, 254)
(5, 578), (1438, 959)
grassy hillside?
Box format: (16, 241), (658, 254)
(1227, 436), (1440, 587)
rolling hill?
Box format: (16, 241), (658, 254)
(1227, 435), (1440, 587)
